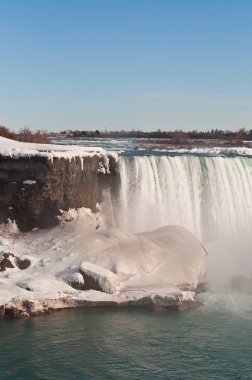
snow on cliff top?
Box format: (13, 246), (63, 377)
(0, 136), (117, 160)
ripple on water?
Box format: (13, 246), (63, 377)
(1, 294), (252, 379)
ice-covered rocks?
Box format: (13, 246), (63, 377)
(65, 272), (85, 290)
(90, 225), (207, 293)
(0, 252), (15, 271)
(0, 209), (207, 319)
(17, 256), (31, 270)
(80, 262), (121, 294)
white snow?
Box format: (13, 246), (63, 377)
(0, 136), (117, 172)
(23, 180), (37, 185)
(0, 208), (206, 312)
(80, 261), (120, 294)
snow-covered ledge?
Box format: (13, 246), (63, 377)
(0, 137), (117, 231)
(0, 210), (207, 319)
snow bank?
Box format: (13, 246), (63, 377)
(0, 208), (207, 317)
(0, 136), (117, 171)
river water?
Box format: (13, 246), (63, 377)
(1, 292), (252, 380)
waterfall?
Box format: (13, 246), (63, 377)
(111, 155), (252, 241)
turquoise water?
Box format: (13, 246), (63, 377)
(1, 293), (252, 379)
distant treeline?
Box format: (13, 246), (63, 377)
(61, 128), (252, 141)
(0, 126), (17, 141)
(0, 126), (51, 143)
(1, 125), (252, 143)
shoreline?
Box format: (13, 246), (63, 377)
(0, 293), (202, 320)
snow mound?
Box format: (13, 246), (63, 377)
(0, 208), (207, 315)
(17, 277), (73, 294)
(80, 262), (121, 294)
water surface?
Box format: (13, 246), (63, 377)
(1, 293), (252, 379)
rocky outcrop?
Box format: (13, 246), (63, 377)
(17, 256), (31, 270)
(0, 252), (15, 271)
(0, 155), (116, 231)
(0, 305), (5, 319)
(0, 252), (31, 271)
(65, 272), (85, 291)
(79, 262), (120, 294)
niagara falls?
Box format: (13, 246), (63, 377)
(1, 0), (252, 379)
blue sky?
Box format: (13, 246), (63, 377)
(0, 0), (252, 132)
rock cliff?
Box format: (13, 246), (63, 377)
(0, 137), (116, 231)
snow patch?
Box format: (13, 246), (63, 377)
(0, 136), (117, 173)
(23, 180), (36, 185)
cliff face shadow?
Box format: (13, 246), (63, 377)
(0, 155), (117, 231)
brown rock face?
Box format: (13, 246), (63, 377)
(80, 272), (105, 292)
(0, 305), (5, 319)
(0, 155), (116, 231)
(0, 252), (31, 271)
(68, 279), (85, 291)
(0, 252), (15, 271)
(17, 257), (31, 270)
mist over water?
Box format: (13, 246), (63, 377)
(206, 233), (252, 292)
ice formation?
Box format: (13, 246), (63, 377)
(80, 262), (121, 294)
(0, 208), (206, 316)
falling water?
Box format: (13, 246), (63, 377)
(112, 155), (252, 241)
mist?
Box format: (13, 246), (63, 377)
(206, 231), (252, 293)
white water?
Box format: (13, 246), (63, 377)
(112, 155), (252, 241)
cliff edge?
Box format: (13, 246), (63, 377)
(0, 137), (117, 230)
